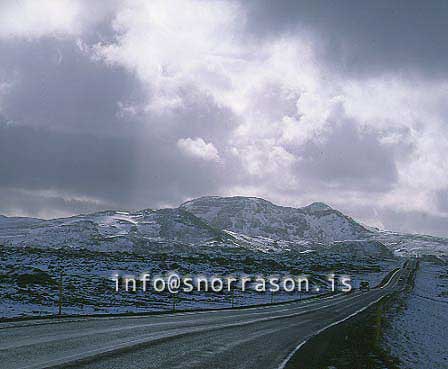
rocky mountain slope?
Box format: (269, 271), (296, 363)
(0, 208), (232, 253)
(0, 196), (446, 257)
(181, 196), (371, 243)
(2, 196), (445, 318)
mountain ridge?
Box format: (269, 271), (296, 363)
(0, 195), (447, 256)
(180, 196), (370, 243)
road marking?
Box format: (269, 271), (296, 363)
(379, 268), (401, 289)
(0, 296), (348, 351)
(2, 292), (363, 353)
(277, 267), (403, 369)
(3, 267), (406, 369)
(16, 294), (367, 369)
(276, 293), (388, 369)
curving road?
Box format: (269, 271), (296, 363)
(0, 262), (414, 369)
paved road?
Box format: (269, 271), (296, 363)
(0, 262), (414, 369)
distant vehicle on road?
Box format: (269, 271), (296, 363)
(359, 281), (370, 291)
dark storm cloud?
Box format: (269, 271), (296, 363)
(0, 38), (143, 134)
(0, 119), (237, 217)
(0, 35), (144, 215)
(0, 0), (447, 238)
(0, 122), (137, 203)
(324, 200), (448, 238)
(380, 208), (448, 237)
(245, 0), (448, 77)
(291, 119), (413, 192)
(0, 187), (108, 218)
(133, 86), (239, 144)
(435, 189), (448, 214)
(0, 31), (244, 217)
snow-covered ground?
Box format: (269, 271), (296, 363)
(1, 195), (442, 323)
(1, 196), (447, 258)
(384, 261), (448, 369)
(0, 244), (397, 319)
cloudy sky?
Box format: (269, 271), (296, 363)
(1, 0), (448, 236)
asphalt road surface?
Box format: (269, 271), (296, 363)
(0, 261), (414, 369)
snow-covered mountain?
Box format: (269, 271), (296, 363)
(181, 196), (371, 243)
(0, 208), (231, 252)
(3, 196), (447, 319)
(0, 215), (42, 229)
(0, 195), (446, 257)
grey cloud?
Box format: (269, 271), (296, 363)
(325, 200), (448, 238)
(137, 86), (239, 145)
(435, 189), (448, 214)
(244, 0), (448, 77)
(0, 73), (241, 217)
(0, 38), (144, 134)
(0, 1), (447, 238)
(380, 208), (448, 237)
(292, 119), (408, 192)
(0, 122), (137, 203)
(0, 121), (238, 216)
(0, 187), (109, 219)
(0, 35), (242, 216)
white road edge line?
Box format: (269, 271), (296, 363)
(276, 268), (401, 369)
(276, 294), (387, 369)
(380, 268), (400, 289)
(19, 293), (363, 369)
(0, 294), (356, 351)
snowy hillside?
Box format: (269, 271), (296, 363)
(0, 196), (447, 257)
(0, 208), (231, 252)
(181, 196), (371, 243)
(372, 229), (448, 257)
(2, 195), (440, 319)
